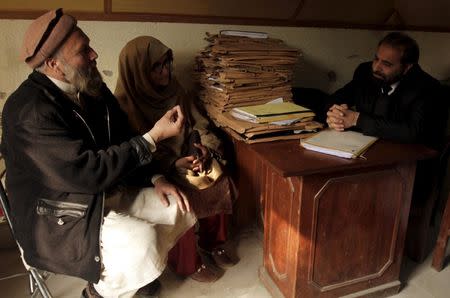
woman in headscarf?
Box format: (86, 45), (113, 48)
(115, 36), (237, 282)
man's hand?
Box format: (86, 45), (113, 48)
(153, 177), (190, 213)
(326, 104), (359, 131)
(326, 104), (348, 131)
(148, 105), (184, 143)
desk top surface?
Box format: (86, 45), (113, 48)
(248, 139), (438, 177)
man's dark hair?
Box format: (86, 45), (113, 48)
(378, 32), (420, 65)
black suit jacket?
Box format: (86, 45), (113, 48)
(329, 62), (445, 147)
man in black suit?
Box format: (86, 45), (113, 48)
(326, 32), (448, 262)
(326, 32), (445, 148)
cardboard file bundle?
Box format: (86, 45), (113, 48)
(230, 102), (315, 124)
(195, 31), (301, 113)
(204, 102), (323, 144)
(195, 31), (323, 143)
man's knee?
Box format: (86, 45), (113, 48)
(102, 211), (156, 257)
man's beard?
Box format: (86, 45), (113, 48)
(372, 68), (404, 85)
(61, 60), (103, 97)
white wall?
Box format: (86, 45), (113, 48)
(1, 19), (450, 106)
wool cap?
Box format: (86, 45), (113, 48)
(20, 8), (77, 68)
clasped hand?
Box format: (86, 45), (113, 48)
(175, 143), (210, 173)
(326, 104), (359, 131)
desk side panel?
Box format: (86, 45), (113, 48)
(262, 163), (415, 298)
(300, 164), (415, 297)
(263, 163), (302, 298)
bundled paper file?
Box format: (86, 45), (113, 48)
(300, 129), (378, 159)
(195, 31), (300, 112)
(195, 31), (322, 143)
(230, 102), (315, 124)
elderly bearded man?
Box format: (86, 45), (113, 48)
(1, 9), (196, 298)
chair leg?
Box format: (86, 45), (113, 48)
(405, 209), (431, 262)
(432, 236), (447, 271)
(29, 268), (52, 298)
(432, 194), (450, 271)
(28, 273), (36, 296)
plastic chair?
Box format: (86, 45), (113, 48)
(0, 174), (53, 297)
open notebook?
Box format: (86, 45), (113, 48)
(300, 129), (378, 159)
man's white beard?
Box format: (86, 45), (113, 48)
(61, 60), (104, 97)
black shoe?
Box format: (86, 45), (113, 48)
(135, 279), (161, 297)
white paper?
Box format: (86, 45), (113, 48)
(220, 30), (268, 39)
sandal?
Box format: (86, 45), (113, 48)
(210, 248), (237, 268)
(189, 264), (222, 283)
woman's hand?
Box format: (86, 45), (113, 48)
(175, 144), (211, 173)
(175, 155), (197, 171)
(192, 143), (211, 172)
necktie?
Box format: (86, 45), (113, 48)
(374, 85), (391, 116)
(381, 85), (392, 95)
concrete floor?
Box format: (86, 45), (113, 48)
(0, 223), (449, 298)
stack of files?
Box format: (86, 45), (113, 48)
(230, 102), (315, 124)
(300, 129), (378, 159)
(204, 103), (323, 144)
(195, 31), (301, 113)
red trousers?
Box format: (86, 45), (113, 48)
(168, 213), (228, 276)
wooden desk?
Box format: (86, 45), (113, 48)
(232, 139), (436, 298)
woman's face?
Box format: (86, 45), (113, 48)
(149, 53), (172, 89)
